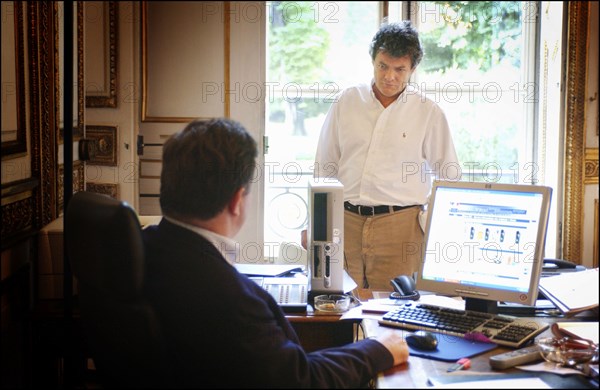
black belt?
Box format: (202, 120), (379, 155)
(344, 201), (417, 216)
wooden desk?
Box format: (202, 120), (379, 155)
(286, 305), (361, 352)
(361, 317), (522, 388)
(354, 290), (599, 388)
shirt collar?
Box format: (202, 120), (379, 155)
(164, 215), (240, 264)
(370, 79), (415, 106)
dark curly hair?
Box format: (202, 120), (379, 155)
(160, 118), (257, 220)
(369, 21), (423, 68)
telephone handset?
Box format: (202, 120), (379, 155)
(542, 258), (586, 275)
(389, 275), (420, 301)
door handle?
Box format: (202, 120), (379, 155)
(137, 135), (144, 156)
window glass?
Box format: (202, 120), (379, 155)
(264, 2), (552, 257)
(411, 1), (535, 183)
(265, 1), (380, 248)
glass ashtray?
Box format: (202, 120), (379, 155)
(538, 337), (598, 367)
(314, 294), (351, 313)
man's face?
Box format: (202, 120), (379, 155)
(372, 51), (414, 99)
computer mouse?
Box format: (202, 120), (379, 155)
(405, 331), (438, 351)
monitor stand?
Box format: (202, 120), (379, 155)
(464, 297), (498, 314)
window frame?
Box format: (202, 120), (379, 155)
(261, 1), (564, 261)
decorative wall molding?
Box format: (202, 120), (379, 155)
(56, 1), (85, 142)
(86, 182), (118, 198)
(141, 1), (230, 122)
(85, 1), (118, 108)
(28, 2), (85, 227)
(29, 1), (58, 228)
(595, 199), (599, 268)
(1, 178), (39, 248)
(57, 161), (84, 214)
(1, 1), (27, 158)
(584, 148), (599, 184)
(563, 1), (589, 263)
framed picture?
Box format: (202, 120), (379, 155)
(85, 1), (118, 108)
(86, 182), (118, 198)
(86, 125), (117, 166)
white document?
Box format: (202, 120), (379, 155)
(538, 268), (599, 314)
(429, 377), (551, 388)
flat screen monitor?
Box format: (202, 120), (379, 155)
(416, 180), (552, 312)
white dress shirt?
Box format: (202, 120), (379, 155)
(314, 81), (460, 207)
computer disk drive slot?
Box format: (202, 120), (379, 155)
(312, 245), (322, 278)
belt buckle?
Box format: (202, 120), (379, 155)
(359, 205), (374, 216)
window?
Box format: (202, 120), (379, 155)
(399, 1), (538, 184)
(265, 1), (381, 250)
(264, 1), (561, 259)
(397, 1), (560, 257)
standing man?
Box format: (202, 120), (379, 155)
(314, 21), (461, 290)
(143, 118), (409, 388)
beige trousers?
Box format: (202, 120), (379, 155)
(344, 206), (423, 291)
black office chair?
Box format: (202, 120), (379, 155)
(65, 191), (166, 388)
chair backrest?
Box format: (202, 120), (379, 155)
(65, 191), (165, 388)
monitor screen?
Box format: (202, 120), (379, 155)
(416, 180), (552, 311)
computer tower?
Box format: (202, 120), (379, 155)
(307, 179), (344, 294)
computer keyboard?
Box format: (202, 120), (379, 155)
(379, 302), (549, 348)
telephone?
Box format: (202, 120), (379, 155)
(248, 276), (308, 313)
(389, 275), (420, 301)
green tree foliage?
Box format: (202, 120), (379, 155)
(454, 126), (519, 167)
(269, 1), (330, 84)
(419, 1), (522, 74)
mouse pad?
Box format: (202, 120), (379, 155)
(407, 334), (498, 362)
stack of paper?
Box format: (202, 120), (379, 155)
(553, 321), (599, 343)
(538, 268), (599, 315)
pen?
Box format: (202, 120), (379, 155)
(447, 357), (471, 372)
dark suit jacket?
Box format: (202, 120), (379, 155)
(142, 218), (393, 388)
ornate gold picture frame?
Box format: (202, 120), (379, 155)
(1, 1), (27, 157)
(86, 125), (117, 166)
(86, 182), (118, 198)
(85, 1), (118, 108)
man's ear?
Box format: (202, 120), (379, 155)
(228, 187), (246, 216)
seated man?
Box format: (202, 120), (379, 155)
(142, 118), (409, 388)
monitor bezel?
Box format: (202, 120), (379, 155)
(416, 180), (553, 309)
